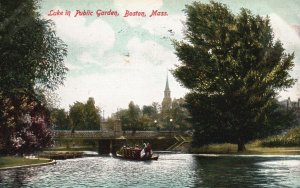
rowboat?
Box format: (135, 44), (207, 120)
(116, 144), (159, 161)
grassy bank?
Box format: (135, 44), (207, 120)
(0, 157), (50, 168)
(190, 143), (238, 154)
(46, 146), (96, 152)
(190, 127), (300, 155)
(190, 143), (300, 155)
(40, 151), (84, 160)
(254, 127), (300, 147)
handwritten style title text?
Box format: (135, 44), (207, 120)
(47, 9), (168, 17)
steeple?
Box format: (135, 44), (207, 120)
(164, 74), (171, 98)
(162, 74), (172, 116)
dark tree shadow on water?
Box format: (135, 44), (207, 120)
(0, 168), (37, 187)
(193, 156), (293, 188)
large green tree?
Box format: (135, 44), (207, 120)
(171, 98), (191, 131)
(0, 0), (67, 154)
(173, 2), (296, 151)
(84, 97), (101, 130)
(68, 98), (101, 130)
(140, 103), (160, 130)
(128, 101), (141, 131)
(114, 101), (155, 131)
(0, 0), (67, 91)
(113, 109), (130, 130)
(69, 102), (85, 130)
(51, 108), (69, 130)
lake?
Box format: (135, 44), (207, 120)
(0, 153), (299, 187)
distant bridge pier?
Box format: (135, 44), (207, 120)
(98, 139), (124, 155)
(111, 140), (124, 155)
(98, 140), (111, 155)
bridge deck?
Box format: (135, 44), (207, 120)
(54, 130), (183, 139)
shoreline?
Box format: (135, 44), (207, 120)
(189, 145), (300, 155)
(0, 159), (56, 171)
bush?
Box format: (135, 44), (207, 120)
(259, 127), (300, 147)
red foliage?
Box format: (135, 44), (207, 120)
(0, 92), (54, 155)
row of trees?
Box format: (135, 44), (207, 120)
(0, 0), (68, 154)
(51, 98), (191, 132)
(173, 1), (297, 151)
(51, 97), (101, 130)
(112, 99), (191, 131)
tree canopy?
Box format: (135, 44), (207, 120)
(0, 0), (68, 91)
(173, 1), (296, 151)
(0, 0), (68, 154)
(68, 97), (101, 130)
(113, 100), (191, 131)
(51, 108), (69, 130)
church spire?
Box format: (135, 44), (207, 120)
(162, 73), (172, 118)
(164, 74), (171, 98)
(165, 74), (170, 92)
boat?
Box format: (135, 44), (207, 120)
(116, 144), (159, 161)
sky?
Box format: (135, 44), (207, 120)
(39, 0), (300, 116)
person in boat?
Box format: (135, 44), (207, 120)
(133, 144), (141, 159)
(140, 143), (153, 159)
(121, 145), (128, 157)
(145, 143), (153, 157)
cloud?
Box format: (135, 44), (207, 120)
(114, 0), (163, 10)
(113, 0), (185, 41)
(142, 14), (186, 40)
(269, 13), (300, 52)
(78, 52), (99, 65)
(65, 62), (82, 71)
(45, 6), (117, 71)
(47, 10), (115, 58)
(103, 38), (180, 72)
(126, 37), (179, 68)
(269, 14), (300, 101)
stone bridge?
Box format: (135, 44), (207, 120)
(54, 130), (182, 139)
(53, 130), (191, 154)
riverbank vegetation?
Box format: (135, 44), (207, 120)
(190, 127), (300, 154)
(39, 151), (83, 160)
(252, 127), (300, 147)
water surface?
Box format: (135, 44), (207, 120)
(0, 154), (299, 187)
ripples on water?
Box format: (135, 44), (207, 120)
(0, 154), (299, 188)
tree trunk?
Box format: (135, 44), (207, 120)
(237, 140), (246, 152)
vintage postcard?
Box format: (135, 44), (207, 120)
(1, 0), (300, 187)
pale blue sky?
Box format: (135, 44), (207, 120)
(39, 0), (300, 116)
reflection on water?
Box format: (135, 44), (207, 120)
(0, 154), (299, 188)
(194, 155), (300, 187)
(0, 167), (38, 187)
(256, 159), (300, 187)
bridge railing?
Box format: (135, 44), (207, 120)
(54, 130), (114, 138)
(54, 130), (181, 139)
(122, 131), (178, 137)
